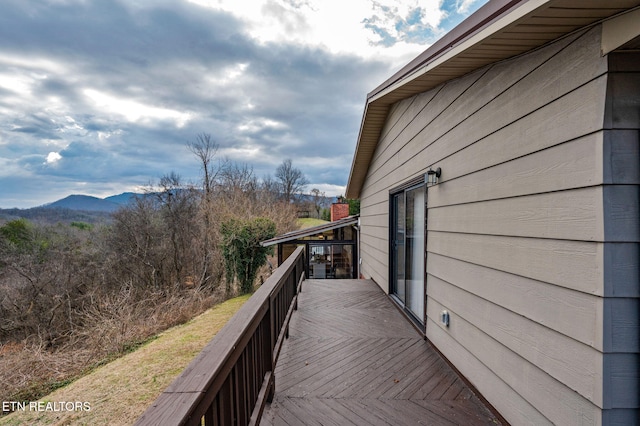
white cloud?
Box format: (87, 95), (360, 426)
(186, 0), (445, 64)
(219, 144), (264, 160)
(206, 62), (250, 88)
(456, 0), (479, 14)
(0, 53), (68, 75)
(237, 118), (287, 133)
(0, 55), (65, 109)
(97, 130), (123, 141)
(45, 151), (62, 164)
(83, 89), (192, 127)
(55, 115), (85, 134)
(0, 74), (36, 96)
(306, 183), (345, 197)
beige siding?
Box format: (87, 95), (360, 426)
(358, 24), (639, 424)
(427, 253), (603, 352)
(427, 296), (602, 426)
(428, 266), (603, 405)
(429, 187), (606, 241)
(428, 232), (605, 296)
(426, 316), (554, 425)
(427, 133), (604, 208)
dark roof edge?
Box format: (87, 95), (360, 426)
(261, 216), (359, 247)
(368, 0), (526, 100)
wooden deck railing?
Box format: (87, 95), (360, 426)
(135, 246), (305, 426)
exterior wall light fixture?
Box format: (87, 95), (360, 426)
(426, 167), (441, 185)
(441, 310), (450, 327)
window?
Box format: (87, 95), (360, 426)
(309, 244), (355, 279)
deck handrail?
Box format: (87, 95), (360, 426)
(135, 246), (305, 426)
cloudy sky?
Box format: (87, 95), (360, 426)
(0, 0), (487, 208)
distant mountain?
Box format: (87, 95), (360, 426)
(0, 192), (145, 225)
(45, 194), (122, 212)
(104, 192), (140, 205)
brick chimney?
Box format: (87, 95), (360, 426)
(330, 202), (349, 222)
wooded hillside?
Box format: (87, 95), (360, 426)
(0, 134), (305, 406)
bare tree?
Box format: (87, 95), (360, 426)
(156, 172), (199, 286)
(261, 174), (279, 199)
(109, 195), (167, 290)
(219, 161), (258, 197)
(275, 159), (309, 202)
(310, 188), (327, 219)
(187, 133), (219, 198)
(187, 133), (221, 288)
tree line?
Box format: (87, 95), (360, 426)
(0, 134), (306, 402)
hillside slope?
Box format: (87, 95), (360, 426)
(0, 294), (249, 426)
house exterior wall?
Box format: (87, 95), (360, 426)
(357, 25), (639, 425)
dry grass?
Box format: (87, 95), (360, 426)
(0, 286), (223, 406)
(0, 294), (249, 426)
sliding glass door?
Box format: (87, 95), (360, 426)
(391, 183), (425, 323)
(405, 186), (425, 318)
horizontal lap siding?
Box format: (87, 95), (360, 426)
(429, 187), (606, 241)
(427, 295), (601, 425)
(358, 203), (388, 289)
(426, 314), (553, 425)
(428, 232), (604, 295)
(427, 132), (604, 208)
(357, 24), (636, 425)
(358, 208), (388, 285)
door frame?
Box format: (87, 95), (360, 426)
(389, 175), (427, 329)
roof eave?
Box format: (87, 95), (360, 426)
(346, 0), (640, 199)
(346, 0), (547, 199)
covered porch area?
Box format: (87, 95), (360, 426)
(261, 216), (359, 280)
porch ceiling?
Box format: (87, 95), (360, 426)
(345, 0), (640, 199)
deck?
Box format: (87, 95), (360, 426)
(261, 279), (502, 425)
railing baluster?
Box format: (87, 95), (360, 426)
(135, 246), (304, 426)
(221, 375), (232, 426)
(237, 354), (246, 425)
(248, 335), (256, 406)
(204, 403), (214, 426)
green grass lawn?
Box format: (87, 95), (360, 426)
(297, 217), (328, 228)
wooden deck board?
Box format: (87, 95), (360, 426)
(262, 279), (502, 425)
